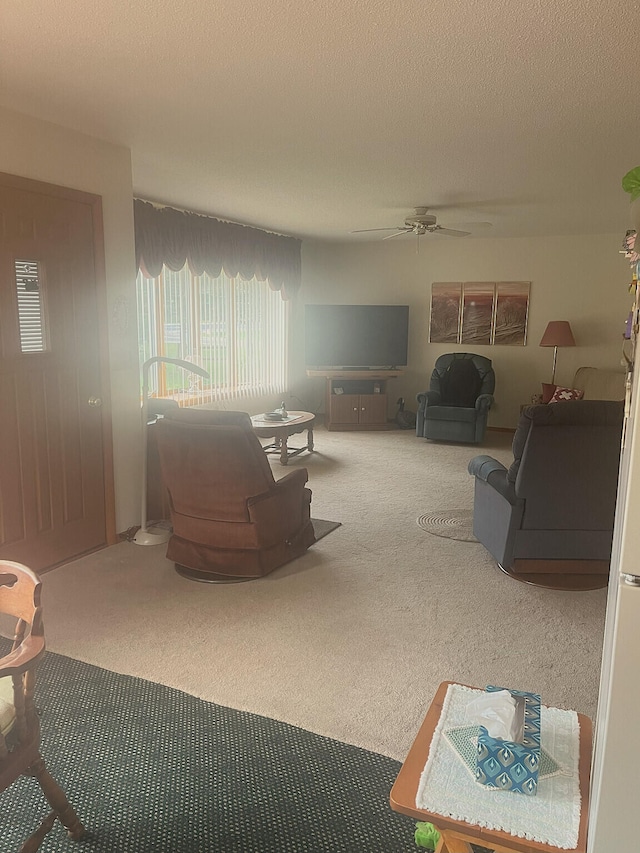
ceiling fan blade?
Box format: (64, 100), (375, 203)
(350, 227), (403, 233)
(432, 227), (471, 237)
(382, 229), (412, 240)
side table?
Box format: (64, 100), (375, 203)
(390, 681), (591, 853)
(250, 411), (316, 465)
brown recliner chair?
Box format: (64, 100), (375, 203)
(155, 410), (316, 581)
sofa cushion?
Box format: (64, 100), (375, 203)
(424, 405), (478, 423)
(572, 366), (626, 401)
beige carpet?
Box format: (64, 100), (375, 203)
(40, 427), (607, 762)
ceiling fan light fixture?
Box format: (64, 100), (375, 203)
(351, 206), (485, 239)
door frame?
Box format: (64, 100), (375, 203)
(0, 171), (117, 561)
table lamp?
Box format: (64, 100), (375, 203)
(539, 320), (576, 384)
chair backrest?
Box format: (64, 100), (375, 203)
(1, 561), (86, 845)
(0, 561), (45, 785)
(430, 353), (495, 406)
(572, 366), (626, 401)
(508, 400), (623, 531)
(155, 409), (277, 522)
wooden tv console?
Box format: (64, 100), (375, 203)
(306, 369), (403, 431)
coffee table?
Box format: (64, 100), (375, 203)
(250, 411), (316, 465)
(390, 681), (592, 853)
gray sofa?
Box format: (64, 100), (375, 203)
(468, 400), (623, 581)
(572, 366), (626, 401)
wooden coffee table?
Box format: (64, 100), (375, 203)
(250, 411), (316, 465)
(390, 681), (592, 853)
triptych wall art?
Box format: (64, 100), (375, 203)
(429, 281), (531, 346)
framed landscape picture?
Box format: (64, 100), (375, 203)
(461, 282), (495, 345)
(493, 282), (530, 346)
(429, 282), (462, 343)
(429, 281), (530, 346)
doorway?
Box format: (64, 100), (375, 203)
(0, 172), (116, 571)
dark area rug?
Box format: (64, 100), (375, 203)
(1, 645), (418, 852)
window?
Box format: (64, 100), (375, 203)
(15, 259), (48, 353)
(137, 264), (288, 403)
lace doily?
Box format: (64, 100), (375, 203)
(416, 683), (582, 849)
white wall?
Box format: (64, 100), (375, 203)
(296, 234), (631, 427)
(0, 107), (140, 530)
(1, 105), (632, 521)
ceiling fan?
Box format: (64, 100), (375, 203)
(351, 207), (488, 240)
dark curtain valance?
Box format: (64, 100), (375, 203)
(134, 199), (301, 299)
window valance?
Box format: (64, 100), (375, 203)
(134, 199), (301, 299)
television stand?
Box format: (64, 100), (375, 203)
(306, 369), (404, 431)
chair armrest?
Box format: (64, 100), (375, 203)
(0, 634), (46, 677)
(246, 468), (309, 507)
(469, 456), (516, 502)
(417, 390), (442, 408)
(270, 467), (309, 493)
(475, 393), (494, 412)
(468, 455), (507, 481)
(247, 474), (312, 542)
(247, 467), (308, 508)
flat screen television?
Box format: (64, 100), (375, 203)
(305, 304), (409, 369)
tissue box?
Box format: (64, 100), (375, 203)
(476, 685), (541, 796)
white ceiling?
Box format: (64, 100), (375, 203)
(2, 0), (639, 241)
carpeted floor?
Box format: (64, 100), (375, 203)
(38, 426), (608, 764)
(0, 645), (418, 852)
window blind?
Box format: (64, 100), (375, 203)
(137, 264), (288, 403)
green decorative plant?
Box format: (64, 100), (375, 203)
(622, 167), (640, 202)
(414, 821), (441, 850)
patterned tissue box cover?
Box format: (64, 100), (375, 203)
(476, 685), (541, 796)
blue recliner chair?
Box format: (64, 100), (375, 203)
(468, 400), (623, 588)
(416, 353), (495, 444)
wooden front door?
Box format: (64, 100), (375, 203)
(0, 173), (115, 571)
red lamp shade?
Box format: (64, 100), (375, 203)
(539, 321), (576, 348)
(539, 321), (576, 386)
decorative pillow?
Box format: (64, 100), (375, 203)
(549, 386), (584, 403)
(541, 383), (557, 404)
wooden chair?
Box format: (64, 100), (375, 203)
(0, 560), (85, 852)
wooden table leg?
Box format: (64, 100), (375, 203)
(280, 437), (289, 465)
(432, 827), (475, 853)
(307, 427), (314, 452)
(441, 835), (474, 853)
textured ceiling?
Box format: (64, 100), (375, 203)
(1, 0), (639, 241)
